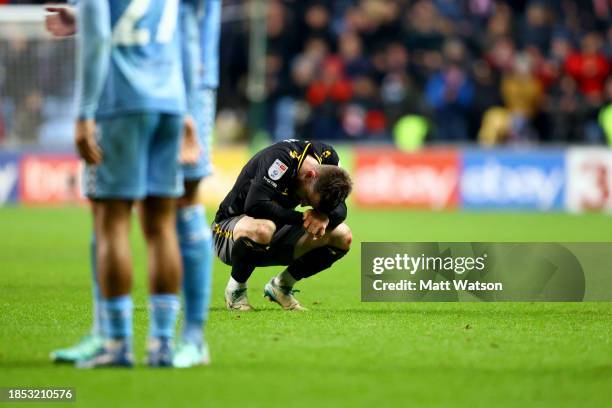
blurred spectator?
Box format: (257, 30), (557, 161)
(501, 53), (543, 141)
(485, 36), (516, 73)
(303, 2), (336, 52)
(403, 0), (447, 53)
(470, 59), (502, 135)
(426, 62), (475, 142)
(338, 31), (369, 78)
(565, 32), (610, 100)
(546, 75), (588, 143)
(518, 2), (554, 53)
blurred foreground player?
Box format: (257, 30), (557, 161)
(47, 1), (221, 368)
(213, 140), (353, 311)
(172, 0), (221, 368)
(74, 0), (186, 368)
(46, 4), (105, 364)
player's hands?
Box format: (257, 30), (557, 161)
(303, 209), (329, 239)
(45, 6), (77, 37)
(180, 115), (202, 165)
(75, 119), (102, 165)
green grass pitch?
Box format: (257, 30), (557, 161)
(1, 207), (611, 407)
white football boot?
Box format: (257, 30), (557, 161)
(263, 278), (308, 311)
(224, 287), (254, 311)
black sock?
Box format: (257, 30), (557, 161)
(286, 246), (349, 280)
(230, 237), (270, 283)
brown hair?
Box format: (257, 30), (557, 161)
(313, 165), (353, 212)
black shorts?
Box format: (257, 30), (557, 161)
(212, 215), (305, 267)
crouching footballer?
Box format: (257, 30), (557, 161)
(213, 139), (353, 311)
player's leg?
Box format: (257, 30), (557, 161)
(141, 196), (182, 367)
(77, 114), (152, 368)
(174, 89), (215, 367)
(221, 216), (276, 311)
(174, 181), (213, 367)
(50, 205), (104, 363)
(77, 198), (136, 368)
(89, 228), (105, 340)
(143, 113), (184, 367)
(265, 223), (352, 310)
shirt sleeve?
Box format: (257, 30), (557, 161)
(76, 0), (111, 119)
(244, 149), (303, 226)
(199, 0), (221, 89)
(179, 2), (199, 112)
(326, 201), (347, 231)
(317, 143), (340, 166)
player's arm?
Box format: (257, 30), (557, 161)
(180, 2), (199, 113)
(244, 152), (303, 227)
(200, 0), (222, 89)
(302, 200), (345, 237)
(325, 201), (347, 230)
(77, 0), (110, 119)
(244, 185), (303, 226)
(74, 0), (111, 164)
(178, 2), (201, 164)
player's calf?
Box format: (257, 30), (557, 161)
(142, 198), (182, 366)
(267, 223), (352, 311)
(224, 218), (276, 311)
(289, 223), (352, 279)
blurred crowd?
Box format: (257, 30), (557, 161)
(219, 0), (612, 145)
(0, 24), (75, 147)
(0, 0), (76, 147)
(2, 0), (612, 147)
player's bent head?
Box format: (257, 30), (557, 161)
(312, 165), (352, 212)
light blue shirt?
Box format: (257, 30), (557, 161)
(77, 0), (186, 119)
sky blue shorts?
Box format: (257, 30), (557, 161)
(84, 113), (184, 200)
(182, 88), (216, 181)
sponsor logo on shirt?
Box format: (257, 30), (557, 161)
(268, 159), (288, 181)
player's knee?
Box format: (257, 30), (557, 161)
(142, 219), (171, 239)
(252, 220), (276, 244)
(330, 223), (352, 251)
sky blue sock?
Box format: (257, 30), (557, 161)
(102, 295), (133, 344)
(90, 234), (105, 337)
(177, 205), (213, 346)
(149, 294), (180, 340)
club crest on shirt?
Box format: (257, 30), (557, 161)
(268, 159), (288, 180)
